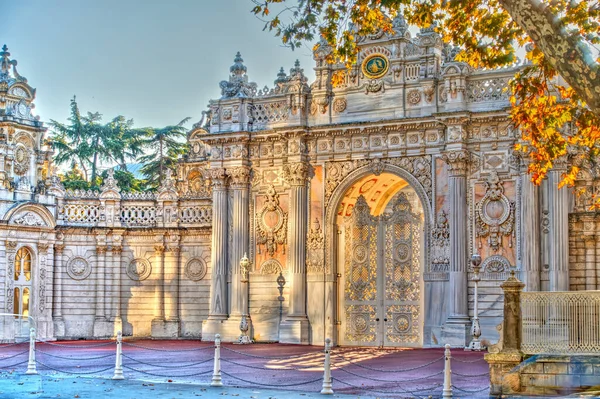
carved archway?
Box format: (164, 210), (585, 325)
(324, 161), (433, 346)
(325, 162), (433, 276)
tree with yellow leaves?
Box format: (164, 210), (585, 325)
(252, 0), (600, 194)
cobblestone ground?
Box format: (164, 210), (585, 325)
(0, 340), (490, 398)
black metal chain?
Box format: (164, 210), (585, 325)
(122, 341), (213, 352)
(221, 346), (323, 359)
(333, 363), (444, 383)
(122, 364), (213, 378)
(36, 349), (114, 361)
(0, 349), (29, 360)
(220, 370), (323, 387)
(333, 352), (444, 373)
(122, 353), (213, 368)
(35, 360), (114, 375)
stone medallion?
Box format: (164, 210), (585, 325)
(185, 258), (207, 281)
(362, 53), (389, 79)
(67, 256), (91, 280)
(127, 258), (152, 281)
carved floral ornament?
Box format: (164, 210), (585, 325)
(67, 256), (91, 280)
(442, 150), (470, 176)
(307, 218), (325, 273)
(12, 212), (46, 226)
(227, 166), (251, 188)
(475, 171), (515, 252)
(127, 258), (152, 281)
(13, 144), (29, 176)
(184, 258), (207, 281)
(256, 185), (288, 257)
(284, 162), (309, 186)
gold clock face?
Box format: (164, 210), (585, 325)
(362, 54), (389, 79)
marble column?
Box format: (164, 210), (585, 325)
(520, 162), (541, 292)
(548, 161), (570, 291)
(280, 162), (310, 344)
(227, 166), (251, 318)
(207, 168), (228, 321)
(203, 168), (229, 340)
(442, 150), (471, 346)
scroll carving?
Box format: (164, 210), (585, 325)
(475, 171), (515, 252)
(256, 185), (287, 257)
(307, 218), (325, 273)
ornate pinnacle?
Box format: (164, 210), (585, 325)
(275, 67), (287, 85)
(230, 51), (247, 77)
(1, 45), (10, 75)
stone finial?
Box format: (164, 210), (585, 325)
(230, 52), (247, 77)
(274, 67), (287, 85)
(219, 52), (257, 98)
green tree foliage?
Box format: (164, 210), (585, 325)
(58, 163), (89, 191)
(49, 97), (148, 190)
(139, 118), (190, 190)
(252, 0), (600, 196)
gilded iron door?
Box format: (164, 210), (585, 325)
(342, 196), (380, 346)
(381, 193), (422, 346)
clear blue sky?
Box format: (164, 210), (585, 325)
(2, 0), (315, 128)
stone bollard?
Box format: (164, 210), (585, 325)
(320, 338), (333, 395)
(112, 331), (124, 380)
(442, 344), (452, 398)
(211, 334), (223, 387)
(485, 271), (525, 397)
(25, 327), (37, 375)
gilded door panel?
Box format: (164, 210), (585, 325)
(382, 193), (422, 346)
(342, 196), (379, 346)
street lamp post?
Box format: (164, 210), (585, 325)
(466, 252), (485, 351)
(239, 254), (252, 344)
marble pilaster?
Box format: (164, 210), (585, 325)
(93, 245), (111, 337)
(111, 245), (123, 333)
(442, 150), (470, 346)
(52, 244), (64, 336)
(583, 234), (596, 290)
(280, 162), (310, 344)
(548, 161), (569, 291)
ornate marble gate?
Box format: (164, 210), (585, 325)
(340, 193), (422, 347)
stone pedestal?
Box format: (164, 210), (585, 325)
(485, 271), (525, 397)
(151, 319), (179, 339)
(279, 317), (310, 344)
(93, 320), (113, 338)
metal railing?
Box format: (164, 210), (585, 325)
(521, 291), (600, 354)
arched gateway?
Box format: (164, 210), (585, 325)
(325, 164), (431, 347)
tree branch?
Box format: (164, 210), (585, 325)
(501, 0), (600, 113)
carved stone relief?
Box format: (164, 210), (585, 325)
(12, 212), (45, 226)
(67, 256), (91, 280)
(184, 258), (207, 281)
(430, 210), (450, 271)
(127, 258), (152, 281)
(475, 171), (515, 252)
(481, 255), (510, 273)
(307, 218), (325, 273)
(256, 185), (287, 257)
(260, 259), (283, 274)
(325, 156), (432, 207)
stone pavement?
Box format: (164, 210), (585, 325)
(0, 339), (491, 398)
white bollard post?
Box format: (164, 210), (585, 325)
(25, 327), (37, 375)
(112, 330), (124, 380)
(320, 338), (333, 394)
(211, 334), (223, 387)
(442, 344), (453, 398)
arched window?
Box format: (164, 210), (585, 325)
(13, 247), (32, 318)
